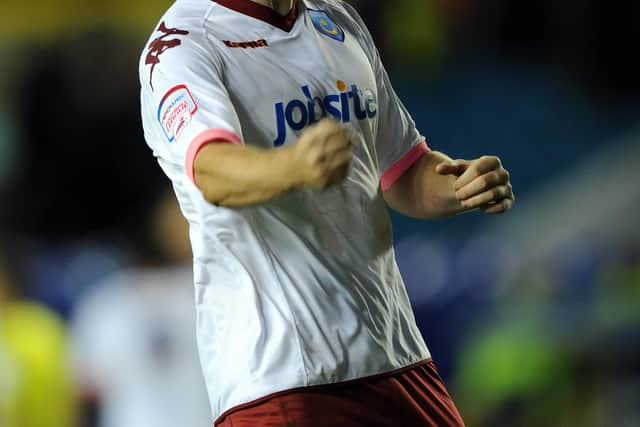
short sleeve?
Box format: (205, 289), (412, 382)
(140, 21), (244, 184)
(374, 62), (430, 191)
(341, 3), (430, 191)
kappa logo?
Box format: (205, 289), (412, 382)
(223, 39), (269, 49)
(145, 22), (189, 90)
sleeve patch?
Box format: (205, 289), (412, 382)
(157, 84), (199, 142)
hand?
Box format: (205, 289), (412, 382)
(289, 119), (355, 191)
(436, 156), (514, 214)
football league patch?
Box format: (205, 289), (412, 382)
(309, 10), (345, 42)
(157, 84), (198, 142)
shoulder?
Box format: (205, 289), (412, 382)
(311, 0), (365, 24)
(140, 0), (212, 55)
(305, 0), (377, 63)
(307, 1), (373, 44)
(138, 0), (221, 88)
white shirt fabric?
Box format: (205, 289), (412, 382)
(70, 267), (212, 427)
(139, 0), (431, 421)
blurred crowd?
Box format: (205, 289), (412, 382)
(1, 1), (639, 426)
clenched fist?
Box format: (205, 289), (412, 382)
(289, 119), (356, 191)
(436, 156), (515, 214)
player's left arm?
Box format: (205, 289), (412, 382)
(382, 150), (514, 219)
(339, 2), (514, 218)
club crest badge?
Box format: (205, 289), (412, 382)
(309, 10), (345, 42)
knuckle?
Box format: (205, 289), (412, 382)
(482, 155), (500, 169)
(481, 176), (491, 190)
(309, 152), (322, 166)
(488, 171), (500, 185)
(480, 155), (491, 161)
(335, 139), (347, 150)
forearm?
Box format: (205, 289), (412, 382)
(383, 151), (465, 219)
(194, 143), (300, 208)
(193, 119), (355, 208)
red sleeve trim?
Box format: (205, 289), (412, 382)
(380, 140), (430, 192)
(185, 128), (243, 185)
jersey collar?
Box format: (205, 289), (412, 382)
(212, 0), (298, 32)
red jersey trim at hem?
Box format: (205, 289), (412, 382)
(380, 140), (431, 192)
(213, 358), (433, 426)
(186, 128), (243, 185)
(212, 0), (298, 32)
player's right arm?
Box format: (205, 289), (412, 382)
(194, 119), (354, 207)
(140, 19), (353, 208)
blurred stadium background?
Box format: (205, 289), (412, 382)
(1, 1), (639, 426)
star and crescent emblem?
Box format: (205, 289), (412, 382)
(309, 10), (345, 42)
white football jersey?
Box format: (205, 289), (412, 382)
(139, 0), (431, 421)
(70, 267), (212, 427)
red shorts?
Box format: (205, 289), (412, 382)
(216, 359), (465, 426)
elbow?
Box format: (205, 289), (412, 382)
(198, 183), (234, 207)
(201, 189), (225, 207)
(199, 185), (223, 206)
(193, 153), (233, 207)
(193, 147), (257, 208)
(194, 169), (227, 206)
(195, 174), (248, 208)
